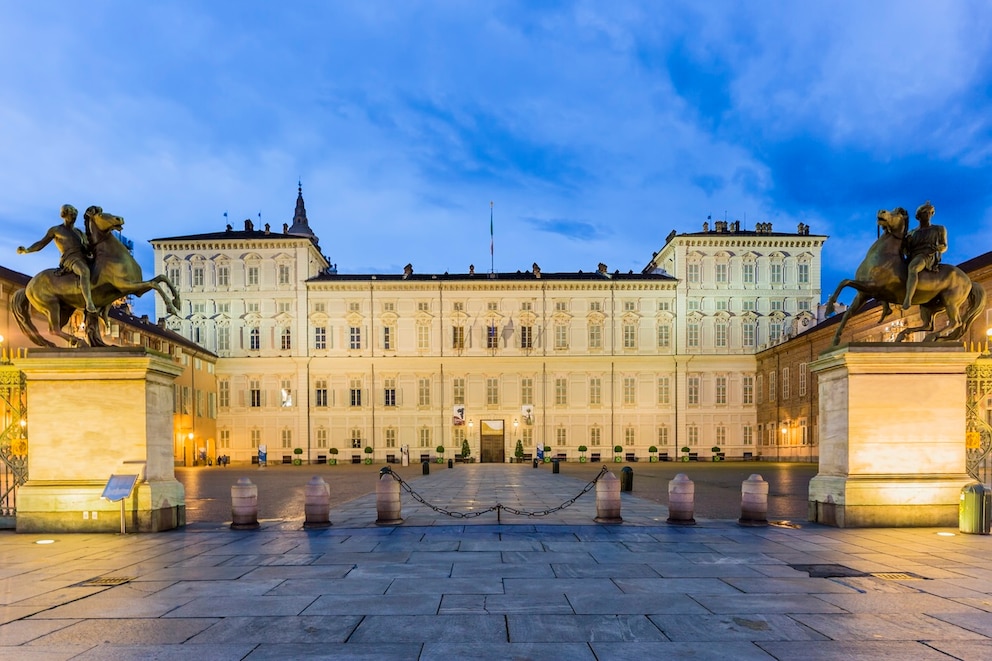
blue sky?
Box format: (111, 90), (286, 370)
(3, 1), (992, 318)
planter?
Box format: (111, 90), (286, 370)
(329, 458), (337, 465)
(365, 458), (372, 465)
(614, 456), (622, 463)
(293, 458), (302, 466)
(544, 457), (550, 463)
(649, 456), (657, 462)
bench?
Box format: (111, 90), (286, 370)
(688, 452), (699, 462)
(352, 455), (362, 464)
(555, 453), (567, 462)
(282, 455), (292, 464)
(386, 454), (396, 464)
(743, 452), (754, 461)
(659, 452), (669, 462)
(316, 455), (326, 464)
(590, 453), (601, 463)
(625, 452), (637, 462)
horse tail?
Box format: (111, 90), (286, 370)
(11, 288), (48, 347)
(961, 281), (988, 340)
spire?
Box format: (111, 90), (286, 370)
(286, 179), (318, 242)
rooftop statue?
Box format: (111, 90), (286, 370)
(825, 203), (985, 346)
(12, 205), (181, 347)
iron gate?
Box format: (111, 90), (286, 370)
(0, 366), (28, 528)
(966, 360), (992, 486)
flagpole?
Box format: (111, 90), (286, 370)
(490, 201), (494, 275)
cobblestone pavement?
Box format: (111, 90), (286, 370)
(1, 464), (989, 660)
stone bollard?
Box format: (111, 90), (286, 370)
(231, 477), (259, 530)
(667, 473), (696, 525)
(620, 466), (633, 492)
(422, 460), (430, 475)
(303, 476), (331, 529)
(376, 469), (403, 525)
(739, 474), (769, 526)
(594, 471), (622, 523)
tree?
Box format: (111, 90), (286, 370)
(514, 439), (525, 461)
(460, 438), (471, 459)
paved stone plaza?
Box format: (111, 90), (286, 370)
(1, 465), (991, 659)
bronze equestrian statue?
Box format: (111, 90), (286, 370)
(825, 203), (985, 347)
(12, 205), (181, 347)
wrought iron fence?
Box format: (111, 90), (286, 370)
(0, 366), (28, 528)
(966, 360), (992, 486)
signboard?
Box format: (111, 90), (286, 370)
(453, 405), (466, 426)
(101, 474), (139, 503)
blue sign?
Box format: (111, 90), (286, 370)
(101, 474), (139, 502)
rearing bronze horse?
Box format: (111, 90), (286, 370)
(12, 206), (181, 347)
(825, 207), (985, 346)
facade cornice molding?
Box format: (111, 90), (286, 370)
(305, 280), (677, 293)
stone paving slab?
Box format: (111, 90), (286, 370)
(1, 464), (990, 658)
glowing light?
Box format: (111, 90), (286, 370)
(35, 539), (56, 545)
(936, 531), (956, 537)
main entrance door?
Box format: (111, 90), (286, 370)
(479, 419), (505, 463)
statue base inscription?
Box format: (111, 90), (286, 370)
(14, 348), (185, 533)
(808, 343), (976, 527)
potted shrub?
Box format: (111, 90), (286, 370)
(681, 446), (691, 462)
(578, 445), (588, 463)
(461, 438), (471, 461)
(543, 444), (552, 463)
(514, 439), (524, 463)
(614, 445), (623, 462)
(711, 445), (723, 462)
(328, 448), (338, 465)
(436, 445), (445, 464)
(648, 445), (658, 462)
(292, 447), (303, 466)
(363, 446), (373, 464)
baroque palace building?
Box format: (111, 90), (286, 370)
(151, 187), (826, 466)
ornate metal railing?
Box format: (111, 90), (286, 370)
(0, 366), (28, 527)
(966, 360), (992, 486)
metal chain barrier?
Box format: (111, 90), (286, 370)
(382, 465), (610, 523)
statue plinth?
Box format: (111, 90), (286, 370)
(809, 343), (976, 527)
(14, 348), (185, 532)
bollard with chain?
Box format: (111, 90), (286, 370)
(230, 477), (259, 530)
(739, 474), (769, 526)
(376, 467), (403, 525)
(594, 470), (622, 523)
(303, 476), (331, 529)
(667, 473), (696, 525)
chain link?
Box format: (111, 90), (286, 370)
(382, 465), (609, 520)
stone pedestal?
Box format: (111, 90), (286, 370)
(808, 343), (976, 527)
(14, 348), (185, 533)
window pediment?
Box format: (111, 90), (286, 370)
(379, 312), (398, 324)
(345, 312), (364, 325)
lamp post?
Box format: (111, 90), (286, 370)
(188, 431), (194, 467)
(780, 423), (788, 462)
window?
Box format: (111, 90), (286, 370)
(487, 324), (498, 349)
(657, 376), (670, 405)
(589, 301), (601, 312)
(217, 327), (230, 352)
(743, 323), (755, 348)
(249, 379), (262, 408)
(742, 299), (756, 312)
(453, 301), (464, 312)
(687, 322), (700, 348)
(623, 323), (636, 349)
(280, 327), (292, 351)
(313, 302), (326, 313)
(687, 299), (701, 312)
(658, 301), (671, 311)
(657, 426), (669, 447)
(715, 376), (727, 405)
(417, 324), (430, 350)
(246, 302), (260, 313)
(383, 378), (396, 407)
(768, 370), (777, 401)
(743, 375), (754, 405)
(589, 323), (602, 349)
(383, 326), (393, 350)
(624, 427), (635, 447)
(589, 377), (602, 405)
(555, 377), (568, 405)
(520, 326), (533, 349)
(657, 324), (670, 348)
(771, 263), (783, 284)
(770, 300), (784, 311)
(192, 266), (204, 287)
(281, 428), (292, 449)
(385, 428), (397, 448)
(217, 302), (230, 314)
(418, 378), (431, 406)
(782, 367), (790, 400)
(756, 374), (763, 404)
(278, 301), (292, 314)
(687, 263), (701, 283)
(315, 379), (328, 407)
(743, 262), (755, 284)
(219, 429), (230, 449)
(521, 301), (532, 311)
(715, 263), (728, 283)
(799, 362), (808, 397)
(521, 378), (533, 405)
(687, 375), (700, 405)
(798, 263), (810, 284)
(486, 377), (499, 405)
(249, 328), (260, 351)
(554, 324), (568, 350)
(452, 326), (465, 350)
(715, 323), (728, 348)
(349, 327), (362, 350)
(743, 425), (753, 446)
(418, 427), (431, 448)
(590, 427), (602, 447)
(168, 266), (181, 286)
(350, 379), (362, 407)
(716, 299), (729, 311)
(280, 379), (293, 407)
(382, 302), (394, 312)
(351, 429), (363, 450)
(623, 300), (636, 312)
(556, 427), (567, 447)
(314, 326), (326, 350)
(219, 380), (230, 408)
(687, 425), (699, 446)
(278, 264), (291, 285)
(349, 302), (360, 312)
(250, 428), (261, 449)
(217, 265), (229, 287)
(798, 300), (811, 311)
(555, 301), (568, 312)
(486, 301), (498, 311)
(453, 378), (466, 405)
(770, 322), (782, 343)
(419, 301), (431, 312)
(247, 266), (259, 286)
(623, 377), (636, 404)
(716, 425), (726, 447)
(316, 428), (328, 449)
